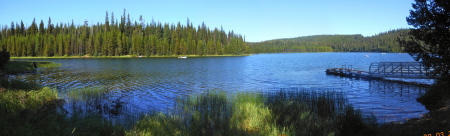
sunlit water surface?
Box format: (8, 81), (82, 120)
(13, 53), (431, 123)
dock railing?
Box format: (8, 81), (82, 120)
(369, 62), (434, 79)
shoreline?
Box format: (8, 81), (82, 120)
(10, 54), (252, 59)
(9, 52), (411, 59)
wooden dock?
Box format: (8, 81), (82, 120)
(326, 62), (435, 79)
(326, 67), (375, 79)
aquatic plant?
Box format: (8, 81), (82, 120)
(0, 78), (40, 90)
(66, 87), (126, 118)
(0, 62), (124, 135)
(0, 87), (58, 113)
(35, 61), (62, 67)
(183, 91), (234, 135)
(0, 61), (61, 74)
(127, 89), (378, 135)
(230, 92), (278, 135)
(67, 87), (105, 101)
(126, 113), (185, 136)
(265, 89), (378, 135)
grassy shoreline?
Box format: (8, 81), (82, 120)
(0, 61), (62, 74)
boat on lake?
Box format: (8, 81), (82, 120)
(178, 56), (187, 59)
(364, 55), (369, 57)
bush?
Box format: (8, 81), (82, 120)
(0, 50), (10, 69)
(417, 79), (450, 111)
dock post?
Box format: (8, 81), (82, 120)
(342, 65), (346, 74)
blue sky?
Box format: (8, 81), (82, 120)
(0, 0), (413, 42)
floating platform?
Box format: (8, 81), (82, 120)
(325, 68), (378, 80)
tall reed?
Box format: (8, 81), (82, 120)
(264, 88), (378, 135)
(1, 61), (61, 74)
(0, 82), (125, 135)
(0, 61), (124, 135)
(127, 89), (378, 135)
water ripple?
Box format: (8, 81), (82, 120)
(14, 53), (429, 123)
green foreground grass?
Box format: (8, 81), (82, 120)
(0, 78), (123, 135)
(67, 89), (378, 135)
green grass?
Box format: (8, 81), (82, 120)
(263, 89), (378, 135)
(127, 90), (378, 136)
(0, 86), (58, 113)
(0, 80), (125, 136)
(126, 113), (185, 136)
(0, 77), (41, 90)
(35, 61), (62, 67)
(66, 87), (105, 101)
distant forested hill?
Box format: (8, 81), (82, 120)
(248, 29), (409, 53)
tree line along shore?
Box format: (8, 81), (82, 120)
(0, 10), (409, 58)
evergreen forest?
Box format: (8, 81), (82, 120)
(248, 29), (409, 53)
(0, 10), (248, 57)
(0, 10), (410, 57)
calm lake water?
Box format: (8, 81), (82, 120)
(13, 53), (430, 123)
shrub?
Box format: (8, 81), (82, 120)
(0, 50), (10, 69)
(417, 79), (450, 111)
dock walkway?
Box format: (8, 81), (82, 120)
(326, 62), (435, 79)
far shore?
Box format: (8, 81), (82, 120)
(9, 52), (411, 59)
(10, 54), (252, 59)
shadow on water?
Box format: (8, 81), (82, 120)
(326, 74), (429, 123)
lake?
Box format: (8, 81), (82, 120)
(13, 53), (430, 123)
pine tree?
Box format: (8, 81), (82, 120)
(105, 11), (110, 31)
(39, 20), (45, 35)
(399, 0), (450, 80)
(0, 11), (250, 57)
(47, 17), (53, 35)
(29, 18), (38, 35)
